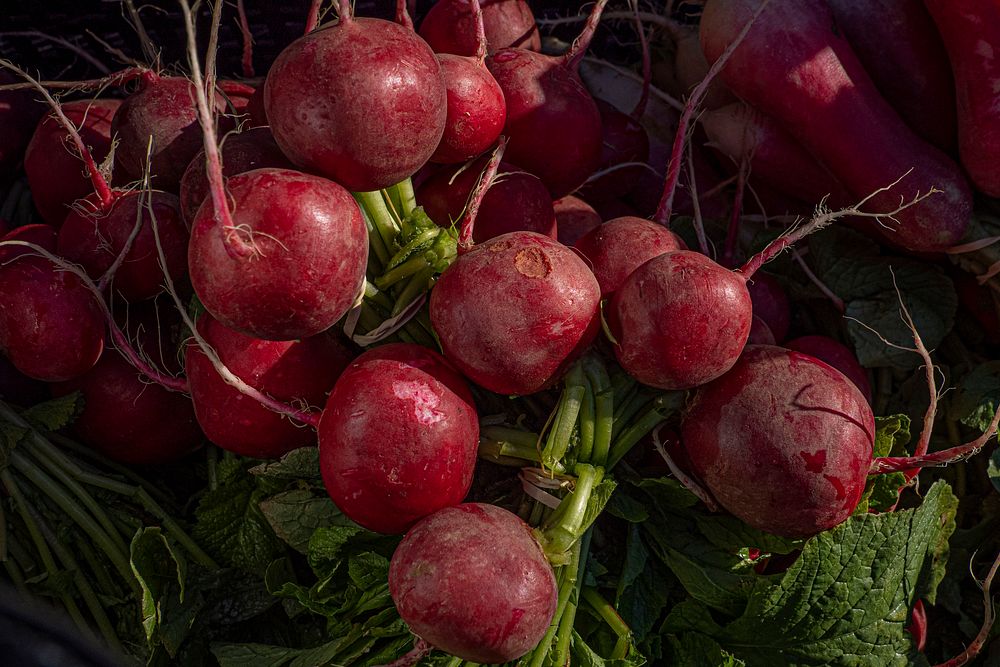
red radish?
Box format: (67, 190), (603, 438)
(953, 270), (1000, 344)
(554, 195), (601, 246)
(577, 99), (651, 203)
(0, 70), (44, 179)
(218, 79), (256, 116)
(50, 351), (202, 465)
(178, 127), (292, 224)
(58, 191), (189, 302)
(747, 315), (776, 345)
(184, 313), (354, 459)
(701, 103), (851, 207)
(24, 98), (119, 227)
(826, 0), (956, 152)
(574, 216), (686, 296)
(486, 0), (608, 198)
(907, 600), (928, 652)
(419, 0), (540, 56)
(0, 224), (104, 382)
(419, 158), (556, 242)
(244, 85), (267, 127)
(681, 345), (874, 538)
(431, 231), (601, 395)
(187, 168), (368, 341)
(112, 74), (227, 190)
(318, 343), (478, 534)
(786, 335), (872, 403)
(264, 4), (447, 192)
(923, 0), (1000, 197)
(389, 503), (557, 663)
(746, 273), (790, 342)
(699, 0), (972, 253)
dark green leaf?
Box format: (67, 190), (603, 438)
(616, 527), (671, 642)
(666, 633), (744, 667)
(606, 490), (649, 523)
(581, 478), (618, 535)
(666, 481), (956, 666)
(250, 448), (322, 482)
(210, 643), (296, 667)
(989, 450), (1000, 494)
(21, 392), (82, 432)
(858, 415), (912, 513)
(259, 490), (350, 553)
(130, 527), (187, 643)
(951, 361), (1000, 432)
(637, 477), (699, 510)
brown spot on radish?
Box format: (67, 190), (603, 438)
(514, 247), (551, 278)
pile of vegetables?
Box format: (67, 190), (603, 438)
(2, 0), (1000, 664)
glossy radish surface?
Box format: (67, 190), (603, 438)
(389, 503), (557, 663)
(574, 216), (686, 296)
(318, 344), (478, 534)
(430, 53), (506, 164)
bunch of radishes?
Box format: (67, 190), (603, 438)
(1, 0), (999, 663)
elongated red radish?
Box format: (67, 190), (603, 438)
(574, 216), (686, 297)
(746, 272), (790, 342)
(485, 0), (608, 198)
(419, 0), (540, 56)
(318, 344), (478, 534)
(185, 313), (353, 459)
(58, 191), (188, 302)
(827, 0), (956, 152)
(24, 99), (119, 227)
(701, 102), (851, 207)
(389, 503), (557, 663)
(0, 70), (44, 180)
(923, 0), (1000, 197)
(554, 195), (601, 246)
(0, 225), (104, 382)
(431, 231), (600, 395)
(700, 0), (972, 252)
(419, 157), (556, 242)
(187, 167), (368, 340)
(179, 127), (292, 224)
(264, 3), (446, 192)
(786, 335), (871, 403)
(112, 74), (227, 190)
(50, 350), (202, 465)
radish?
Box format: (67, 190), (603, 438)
(923, 0), (1000, 197)
(112, 74), (226, 190)
(389, 503), (557, 663)
(419, 0), (540, 56)
(428, 0), (506, 164)
(826, 0), (956, 152)
(748, 315), (776, 345)
(58, 191), (189, 302)
(264, 0), (447, 192)
(786, 335), (872, 403)
(746, 272), (790, 342)
(318, 343), (478, 534)
(0, 70), (44, 180)
(178, 127), (292, 224)
(187, 167), (368, 341)
(50, 350), (202, 465)
(431, 233), (600, 395)
(574, 216), (686, 297)
(485, 0), (609, 198)
(681, 345), (1000, 538)
(24, 98), (119, 227)
(418, 157), (556, 242)
(184, 313), (354, 459)
(0, 224), (104, 382)
(699, 0), (972, 253)
(554, 195), (601, 247)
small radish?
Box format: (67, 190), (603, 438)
(318, 343), (479, 534)
(112, 74), (227, 190)
(419, 0), (540, 56)
(747, 315), (776, 345)
(418, 157), (556, 242)
(574, 216), (686, 297)
(554, 195), (601, 247)
(187, 167), (369, 341)
(486, 0), (609, 198)
(264, 0), (447, 192)
(577, 99), (651, 203)
(786, 335), (872, 403)
(746, 272), (790, 342)
(178, 127), (292, 224)
(24, 98), (119, 227)
(0, 224), (104, 382)
(184, 313), (354, 459)
(389, 503), (557, 663)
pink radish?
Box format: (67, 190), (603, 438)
(24, 98), (119, 227)
(318, 343), (478, 534)
(485, 0), (609, 198)
(574, 216), (686, 297)
(184, 313), (354, 459)
(746, 272), (790, 342)
(264, 1), (447, 192)
(554, 195), (601, 247)
(786, 335), (872, 403)
(419, 0), (540, 56)
(699, 0), (972, 253)
(389, 503), (557, 663)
